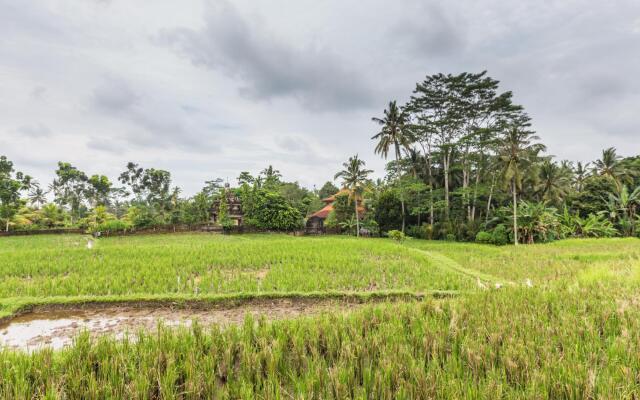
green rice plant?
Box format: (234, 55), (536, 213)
(1, 234), (640, 398)
(2, 289), (640, 398)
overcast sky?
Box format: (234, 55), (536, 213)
(1, 0), (639, 194)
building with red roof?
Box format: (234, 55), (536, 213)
(305, 189), (364, 234)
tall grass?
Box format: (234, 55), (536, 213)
(2, 235), (640, 398)
(0, 234), (473, 300)
(2, 288), (639, 399)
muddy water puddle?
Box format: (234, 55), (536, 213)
(0, 299), (362, 352)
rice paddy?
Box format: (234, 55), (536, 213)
(1, 234), (639, 398)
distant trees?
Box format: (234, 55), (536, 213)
(52, 162), (87, 224)
(318, 181), (339, 200)
(0, 156), (32, 231)
(1, 72), (639, 242)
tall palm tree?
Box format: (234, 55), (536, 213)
(594, 147), (625, 189)
(496, 126), (546, 245)
(27, 181), (48, 208)
(334, 155), (373, 237)
(536, 160), (571, 205)
(573, 161), (591, 192)
(372, 101), (412, 232)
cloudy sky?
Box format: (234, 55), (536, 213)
(1, 0), (639, 194)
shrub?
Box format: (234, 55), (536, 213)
(475, 231), (492, 244)
(461, 220), (481, 242)
(387, 230), (406, 243)
(324, 210), (338, 229)
(96, 219), (130, 234)
(445, 233), (456, 242)
(406, 223), (433, 240)
(491, 224), (509, 245)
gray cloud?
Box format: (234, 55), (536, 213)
(1, 0), (640, 194)
(391, 3), (467, 58)
(17, 123), (52, 138)
(91, 78), (139, 113)
(88, 76), (228, 153)
(29, 86), (47, 100)
(157, 1), (375, 112)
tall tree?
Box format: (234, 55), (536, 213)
(372, 100), (412, 232)
(27, 181), (48, 208)
(334, 155), (373, 237)
(0, 156), (32, 231)
(318, 181), (339, 200)
(496, 124), (546, 245)
(594, 147), (626, 189)
(260, 165), (282, 189)
(536, 160), (571, 205)
(52, 162), (87, 224)
(86, 175), (113, 207)
(573, 161), (591, 192)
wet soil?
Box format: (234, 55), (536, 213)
(0, 298), (365, 352)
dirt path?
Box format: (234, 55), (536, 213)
(0, 298), (366, 352)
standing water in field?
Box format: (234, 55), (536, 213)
(0, 299), (364, 352)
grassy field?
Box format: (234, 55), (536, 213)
(0, 234), (470, 318)
(1, 234), (639, 398)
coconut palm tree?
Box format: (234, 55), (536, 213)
(594, 147), (626, 189)
(27, 182), (49, 208)
(372, 101), (412, 232)
(573, 161), (591, 192)
(496, 126), (546, 245)
(334, 155), (373, 237)
(536, 160), (571, 205)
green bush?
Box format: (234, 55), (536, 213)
(406, 223), (433, 240)
(96, 219), (130, 234)
(387, 230), (406, 243)
(491, 224), (509, 245)
(475, 231), (492, 244)
(445, 233), (456, 242)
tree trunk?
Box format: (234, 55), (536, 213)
(443, 152), (450, 221)
(512, 179), (518, 246)
(429, 186), (434, 225)
(5, 220), (9, 232)
(354, 194), (360, 237)
(418, 141), (434, 226)
(471, 156), (483, 222)
(396, 149), (405, 233)
(486, 173), (496, 224)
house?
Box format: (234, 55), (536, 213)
(305, 189), (364, 234)
(211, 185), (243, 226)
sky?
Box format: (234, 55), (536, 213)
(1, 0), (639, 195)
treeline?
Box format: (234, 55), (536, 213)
(0, 159), (320, 233)
(360, 71), (640, 244)
(2, 71), (639, 242)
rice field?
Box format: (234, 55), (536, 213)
(1, 234), (639, 398)
(0, 234), (470, 316)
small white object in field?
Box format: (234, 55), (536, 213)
(494, 282), (502, 289)
(525, 278), (533, 288)
(86, 239), (94, 250)
(476, 277), (487, 290)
